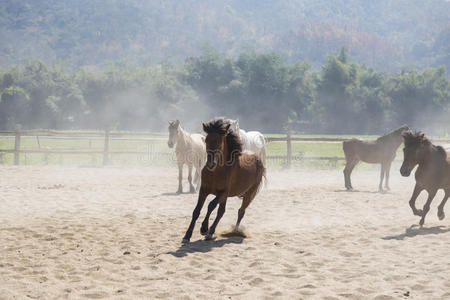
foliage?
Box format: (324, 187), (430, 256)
(0, 48), (449, 134)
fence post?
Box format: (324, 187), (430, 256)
(286, 131), (292, 168)
(14, 129), (21, 165)
(103, 129), (110, 166)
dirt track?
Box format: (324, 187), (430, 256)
(1, 166), (450, 299)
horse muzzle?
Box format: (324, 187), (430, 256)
(168, 141), (174, 148)
(400, 165), (412, 177)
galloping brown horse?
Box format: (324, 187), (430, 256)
(182, 118), (265, 243)
(343, 125), (409, 191)
(400, 131), (450, 226)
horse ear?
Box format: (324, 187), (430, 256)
(202, 123), (208, 132)
(175, 120), (180, 126)
(168, 120), (173, 125)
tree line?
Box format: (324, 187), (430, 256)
(0, 47), (449, 134)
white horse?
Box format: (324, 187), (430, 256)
(168, 120), (206, 193)
(230, 119), (267, 166)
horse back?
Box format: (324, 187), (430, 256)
(243, 131), (266, 153)
(343, 139), (395, 163)
(342, 139), (363, 159)
(190, 133), (205, 147)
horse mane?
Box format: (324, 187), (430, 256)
(403, 131), (447, 160)
(377, 125), (409, 142)
(402, 131), (430, 147)
(436, 145), (447, 160)
(203, 118), (243, 156)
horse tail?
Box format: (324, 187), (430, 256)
(260, 146), (267, 167)
(243, 156), (266, 200)
(257, 156), (267, 193)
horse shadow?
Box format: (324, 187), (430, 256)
(334, 189), (390, 194)
(382, 225), (450, 240)
(167, 237), (244, 258)
(160, 191), (196, 196)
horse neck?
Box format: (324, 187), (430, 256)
(225, 137), (232, 165)
(216, 138), (231, 168)
(175, 127), (190, 151)
(418, 144), (441, 169)
(379, 133), (402, 148)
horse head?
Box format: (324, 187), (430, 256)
(400, 131), (428, 176)
(397, 125), (410, 136)
(168, 119), (180, 148)
(203, 119), (232, 170)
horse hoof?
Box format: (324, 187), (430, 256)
(181, 238), (189, 244)
(189, 188), (196, 194)
(200, 227), (208, 236)
(205, 233), (213, 240)
(176, 190), (182, 194)
(438, 211), (445, 220)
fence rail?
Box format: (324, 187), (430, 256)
(1, 130), (449, 167)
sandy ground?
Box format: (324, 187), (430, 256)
(1, 165), (450, 299)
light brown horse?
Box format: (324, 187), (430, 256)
(343, 125), (409, 191)
(182, 118), (265, 243)
(168, 120), (206, 193)
(400, 131), (450, 226)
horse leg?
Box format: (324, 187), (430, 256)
(384, 161), (392, 190)
(194, 159), (202, 191)
(205, 198), (228, 240)
(437, 189), (450, 220)
(343, 159), (358, 190)
(182, 189), (208, 243)
(235, 196), (252, 232)
(343, 160), (350, 190)
(176, 163), (183, 194)
(200, 194), (222, 235)
(193, 168), (200, 191)
(419, 189), (438, 227)
(409, 184), (424, 216)
(378, 163), (386, 192)
(187, 163), (195, 193)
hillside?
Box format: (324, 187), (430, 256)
(1, 0), (449, 71)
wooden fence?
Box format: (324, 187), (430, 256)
(1, 130), (449, 168)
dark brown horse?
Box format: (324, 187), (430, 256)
(400, 131), (450, 226)
(182, 118), (265, 243)
(343, 125), (409, 191)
